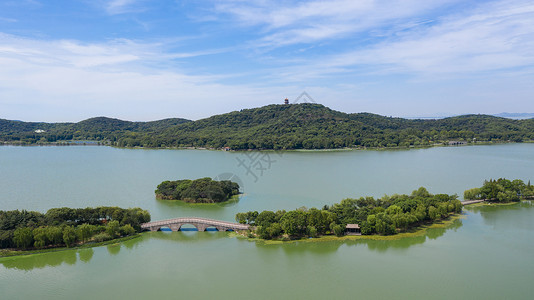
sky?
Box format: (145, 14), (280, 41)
(1, 0), (533, 122)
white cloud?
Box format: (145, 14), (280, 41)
(0, 17), (18, 23)
(214, 0), (460, 47)
(0, 33), (291, 122)
(257, 0), (534, 80)
(104, 0), (144, 15)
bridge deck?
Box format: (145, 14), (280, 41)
(461, 199), (485, 205)
(141, 217), (250, 231)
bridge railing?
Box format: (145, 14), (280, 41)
(141, 217), (249, 229)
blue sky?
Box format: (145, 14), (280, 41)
(1, 0), (533, 122)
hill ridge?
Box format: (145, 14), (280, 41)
(1, 103), (533, 149)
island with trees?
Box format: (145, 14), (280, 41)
(464, 178), (534, 202)
(155, 177), (240, 203)
(236, 187), (463, 240)
(2, 103), (533, 149)
(0, 206), (150, 255)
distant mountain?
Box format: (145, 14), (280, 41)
(1, 104), (533, 149)
(0, 116), (191, 144)
(493, 113), (534, 119)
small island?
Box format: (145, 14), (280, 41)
(464, 178), (534, 202)
(155, 177), (240, 203)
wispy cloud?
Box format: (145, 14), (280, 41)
(246, 0), (534, 81)
(213, 0), (460, 47)
(0, 33), (288, 122)
(0, 17), (18, 23)
(104, 0), (144, 15)
(330, 0), (534, 75)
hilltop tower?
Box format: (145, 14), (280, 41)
(284, 98), (289, 105)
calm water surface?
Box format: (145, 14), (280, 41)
(0, 144), (533, 299)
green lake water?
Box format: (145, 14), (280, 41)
(1, 144), (533, 299)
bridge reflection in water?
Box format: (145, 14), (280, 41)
(141, 217), (250, 232)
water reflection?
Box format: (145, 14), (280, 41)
(107, 244), (121, 256)
(0, 241), (131, 271)
(347, 218), (463, 253)
(465, 201), (534, 231)
(0, 249), (83, 271)
(143, 231), (229, 244)
(155, 196), (240, 210)
(141, 217), (463, 254)
(78, 248), (94, 263)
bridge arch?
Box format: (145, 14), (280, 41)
(141, 217), (250, 233)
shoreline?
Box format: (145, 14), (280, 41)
(2, 214), (465, 257)
(230, 214), (465, 244)
(2, 140), (530, 153)
(0, 234), (141, 258)
(463, 200), (529, 208)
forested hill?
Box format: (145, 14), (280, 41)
(1, 104), (533, 149)
(0, 117), (191, 144)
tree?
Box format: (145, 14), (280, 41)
(452, 200), (463, 213)
(120, 224), (135, 236)
(412, 187), (431, 198)
(245, 211), (259, 225)
(386, 205), (402, 215)
(235, 213), (247, 224)
(391, 214), (409, 231)
(46, 226), (64, 245)
(360, 221), (374, 235)
(33, 227), (49, 249)
(255, 226), (270, 239)
(414, 204), (427, 221)
(267, 223), (282, 238)
(77, 223), (93, 242)
(280, 210), (307, 236)
(428, 206), (439, 220)
(464, 188), (481, 200)
(106, 220), (120, 238)
(307, 226), (318, 238)
(63, 226), (77, 247)
(14, 227), (34, 249)
(256, 211), (276, 227)
(332, 224), (345, 237)
(375, 213), (395, 235)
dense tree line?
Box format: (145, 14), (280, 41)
(0, 207), (150, 250)
(236, 187), (462, 240)
(464, 178), (534, 202)
(155, 178), (240, 203)
(2, 104), (533, 149)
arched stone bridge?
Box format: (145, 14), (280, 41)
(141, 217), (250, 232)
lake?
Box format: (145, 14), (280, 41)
(1, 144), (533, 299)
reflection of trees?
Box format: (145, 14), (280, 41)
(466, 201), (533, 230)
(251, 218), (463, 254)
(107, 244), (121, 256)
(356, 218), (463, 253)
(78, 248), (94, 263)
(0, 250), (79, 271)
(278, 240), (342, 255)
(155, 195), (240, 211)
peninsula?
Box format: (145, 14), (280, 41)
(0, 206), (151, 256)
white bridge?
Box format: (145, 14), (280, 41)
(141, 217), (250, 232)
